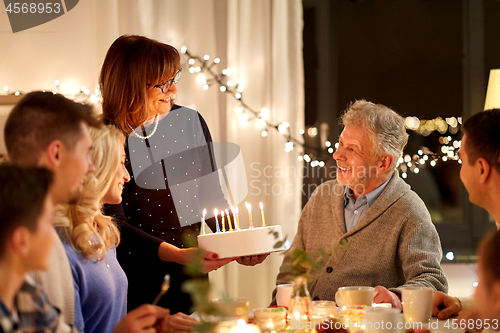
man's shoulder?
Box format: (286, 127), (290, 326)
(384, 176), (432, 224)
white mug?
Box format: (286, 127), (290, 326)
(276, 284), (294, 308)
(402, 287), (433, 324)
(365, 308), (403, 333)
(335, 286), (375, 308)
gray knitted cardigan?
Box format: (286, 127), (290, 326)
(274, 170), (448, 302)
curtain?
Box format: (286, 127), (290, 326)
(0, 0), (303, 310)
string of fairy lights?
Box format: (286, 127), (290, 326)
(179, 46), (463, 177)
(2, 49), (463, 178)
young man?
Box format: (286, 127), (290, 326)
(0, 165), (62, 331)
(273, 100), (447, 310)
(433, 109), (500, 331)
(5, 91), (99, 325)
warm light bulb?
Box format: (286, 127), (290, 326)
(204, 54), (210, 60)
(3, 86), (9, 92)
(189, 67), (195, 73)
(235, 93), (242, 99)
(214, 58), (220, 64)
(220, 86), (227, 92)
(261, 130), (268, 137)
(188, 58), (195, 65)
(297, 155), (303, 162)
(227, 80), (233, 87)
(299, 129), (305, 135)
(257, 118), (266, 127)
(308, 127), (318, 137)
(181, 46), (187, 53)
(197, 73), (206, 84)
(239, 113), (248, 124)
(54, 80), (59, 86)
(90, 94), (98, 103)
(325, 141), (331, 147)
(234, 107), (243, 115)
(260, 108), (270, 119)
(328, 148), (334, 154)
(203, 84), (209, 90)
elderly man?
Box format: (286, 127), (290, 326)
(273, 100), (447, 310)
(433, 109), (500, 331)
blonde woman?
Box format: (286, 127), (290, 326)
(56, 125), (170, 333)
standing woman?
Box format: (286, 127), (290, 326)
(98, 35), (262, 317)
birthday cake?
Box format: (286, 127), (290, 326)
(197, 225), (285, 259)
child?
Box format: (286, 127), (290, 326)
(0, 165), (68, 332)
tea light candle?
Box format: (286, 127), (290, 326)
(229, 319), (261, 333)
(225, 209), (233, 231)
(245, 202), (253, 228)
(214, 208), (220, 233)
(201, 209), (206, 235)
(259, 202), (266, 227)
(221, 210), (226, 232)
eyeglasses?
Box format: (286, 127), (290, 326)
(153, 68), (182, 93)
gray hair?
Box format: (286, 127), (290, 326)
(340, 100), (408, 169)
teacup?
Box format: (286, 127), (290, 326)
(402, 287), (433, 324)
(276, 284), (294, 308)
(335, 286), (375, 308)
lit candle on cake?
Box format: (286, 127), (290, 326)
(214, 208), (221, 233)
(245, 202), (253, 228)
(221, 210), (226, 232)
(201, 209), (206, 235)
(235, 206), (241, 230)
(259, 202), (266, 227)
(225, 209), (233, 231)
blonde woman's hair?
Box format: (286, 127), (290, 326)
(54, 124), (125, 261)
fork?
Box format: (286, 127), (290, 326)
(152, 274), (170, 306)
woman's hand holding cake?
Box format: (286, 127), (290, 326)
(158, 242), (235, 273)
(237, 254), (270, 266)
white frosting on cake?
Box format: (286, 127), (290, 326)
(197, 225), (285, 259)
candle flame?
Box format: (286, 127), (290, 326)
(237, 319), (247, 329)
(235, 206), (239, 214)
(259, 202), (264, 211)
(221, 210), (225, 217)
(231, 206), (235, 213)
(214, 208), (218, 215)
(245, 202), (251, 210)
(225, 209), (230, 215)
(203, 209), (206, 217)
